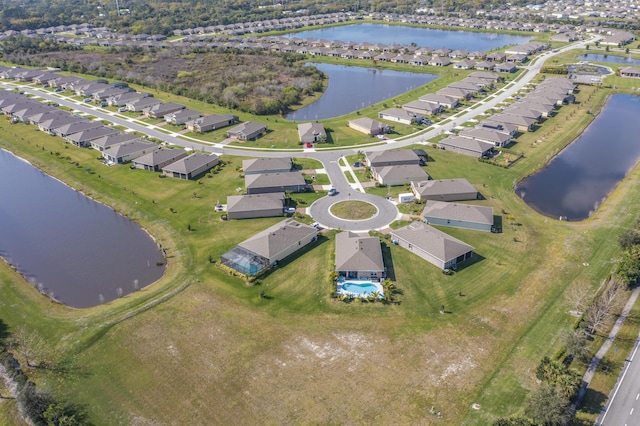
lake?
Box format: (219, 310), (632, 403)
(287, 23), (532, 51)
(0, 149), (165, 308)
(576, 54), (640, 66)
(515, 94), (640, 221)
(287, 63), (437, 120)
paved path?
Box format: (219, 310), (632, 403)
(592, 286), (640, 425)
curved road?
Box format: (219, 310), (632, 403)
(3, 38), (593, 231)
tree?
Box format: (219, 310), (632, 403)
(618, 229), (640, 250)
(493, 416), (536, 426)
(9, 326), (45, 368)
(616, 245), (640, 286)
(566, 283), (591, 313)
(564, 329), (591, 363)
(525, 384), (572, 426)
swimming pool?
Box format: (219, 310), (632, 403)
(338, 281), (384, 298)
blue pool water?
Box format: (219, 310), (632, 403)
(341, 282), (382, 297)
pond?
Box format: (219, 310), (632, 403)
(576, 54), (640, 66)
(0, 149), (166, 308)
(515, 94), (640, 221)
(287, 23), (532, 52)
(286, 63), (437, 120)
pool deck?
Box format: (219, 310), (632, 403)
(336, 279), (385, 298)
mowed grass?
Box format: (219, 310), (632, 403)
(1, 81), (640, 424)
(329, 200), (377, 220)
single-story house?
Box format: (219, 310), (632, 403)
(227, 121), (268, 141)
(439, 136), (495, 158)
(428, 57), (452, 67)
(453, 59), (476, 70)
(226, 192), (285, 219)
(186, 114), (239, 133)
(402, 100), (443, 116)
(437, 86), (475, 100)
(107, 91), (150, 107)
(162, 153), (220, 179)
(347, 117), (390, 136)
(506, 53), (528, 63)
(245, 171), (307, 194)
(494, 63), (518, 73)
(132, 148), (188, 172)
(64, 126), (120, 147)
(378, 108), (423, 125)
(24, 110), (68, 126)
(144, 102), (185, 119)
(620, 67), (640, 78)
(502, 107), (542, 122)
(488, 113), (536, 132)
(102, 140), (159, 164)
(411, 178), (478, 201)
(418, 93), (459, 109)
(391, 221), (474, 270)
(475, 61), (496, 71)
(335, 231), (385, 281)
(90, 133), (140, 151)
(468, 71), (504, 83)
(486, 52), (507, 62)
(126, 97), (162, 112)
(242, 157), (292, 175)
(458, 128), (512, 147)
(37, 115), (82, 133)
(220, 219), (318, 275)
(372, 164), (429, 186)
(423, 200), (494, 232)
(365, 149), (421, 168)
(298, 122), (327, 143)
(478, 120), (519, 136)
(51, 120), (104, 138)
(164, 108), (202, 126)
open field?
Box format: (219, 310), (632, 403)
(1, 70), (640, 425)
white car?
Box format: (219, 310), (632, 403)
(328, 188), (337, 196)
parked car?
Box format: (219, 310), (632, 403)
(328, 187), (337, 196)
(284, 207), (296, 215)
(118, 107), (127, 112)
(83, 98), (92, 103)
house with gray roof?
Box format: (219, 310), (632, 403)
(335, 231), (385, 281)
(458, 128), (512, 147)
(90, 133), (140, 151)
(620, 67), (640, 78)
(418, 93), (459, 109)
(164, 108), (202, 126)
(38, 115), (84, 133)
(133, 148), (188, 172)
(365, 149), (421, 168)
(220, 219), (318, 275)
(391, 221), (474, 270)
(11, 105), (54, 123)
(494, 63), (518, 73)
(372, 164), (429, 187)
(347, 117), (390, 136)
(437, 86), (475, 100)
(378, 108), (423, 125)
(26, 110), (68, 126)
(439, 136), (495, 158)
(186, 114), (239, 133)
(107, 91), (150, 107)
(411, 178), (478, 201)
(245, 171), (307, 194)
(226, 192), (285, 219)
(297, 122), (327, 143)
(402, 100), (443, 116)
(64, 126), (120, 147)
(488, 113), (536, 132)
(51, 120), (104, 137)
(102, 140), (159, 164)
(242, 157), (292, 175)
(126, 97), (162, 112)
(162, 153), (220, 179)
(227, 121), (267, 141)
(423, 200), (494, 232)
(144, 102), (185, 119)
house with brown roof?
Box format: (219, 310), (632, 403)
(391, 221), (474, 270)
(335, 231), (385, 281)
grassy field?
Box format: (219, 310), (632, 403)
(1, 73), (640, 425)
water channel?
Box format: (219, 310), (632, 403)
(0, 149), (166, 308)
(287, 23), (532, 51)
(515, 94), (640, 221)
(576, 54), (640, 66)
(286, 63), (437, 120)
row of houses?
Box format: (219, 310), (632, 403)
(0, 89), (221, 179)
(438, 77), (577, 157)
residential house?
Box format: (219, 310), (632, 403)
(347, 117), (390, 136)
(391, 221), (474, 270)
(144, 102), (185, 119)
(335, 231), (385, 281)
(411, 178), (479, 201)
(38, 116), (84, 133)
(245, 171), (307, 194)
(620, 67), (640, 78)
(90, 133), (140, 151)
(132, 148), (188, 172)
(186, 114), (239, 133)
(51, 120), (104, 137)
(365, 149), (421, 168)
(162, 153), (220, 179)
(371, 164), (429, 186)
(487, 113), (536, 132)
(164, 108), (202, 126)
(226, 193), (285, 219)
(220, 219), (318, 275)
(402, 100), (443, 116)
(437, 86), (474, 100)
(126, 97), (162, 112)
(494, 63), (518, 73)
(418, 93), (459, 109)
(108, 91), (150, 107)
(64, 126), (120, 147)
(458, 128), (512, 147)
(378, 108), (423, 125)
(423, 200), (494, 232)
(428, 56), (452, 67)
(227, 121), (268, 141)
(242, 157), (292, 175)
(102, 140), (159, 164)
(453, 59), (476, 70)
(297, 122), (327, 143)
(439, 136), (495, 158)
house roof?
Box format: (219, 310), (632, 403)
(423, 200), (493, 225)
(374, 164), (429, 181)
(379, 107), (421, 121)
(243, 157), (292, 174)
(91, 133), (140, 148)
(190, 114), (237, 127)
(39, 115), (83, 130)
(458, 128), (512, 144)
(297, 122), (326, 140)
(402, 100), (442, 113)
(66, 126), (120, 142)
(163, 153), (219, 174)
(227, 192), (284, 213)
(245, 171), (306, 189)
(440, 136), (495, 155)
(391, 221), (474, 263)
(54, 120), (103, 135)
(228, 121), (267, 136)
(104, 140), (158, 157)
(412, 178), (477, 198)
(133, 148), (187, 167)
(146, 102), (185, 116)
(366, 149), (421, 166)
(419, 93), (458, 105)
(335, 231), (384, 273)
(239, 218), (317, 259)
(348, 117), (387, 132)
(166, 108), (201, 120)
